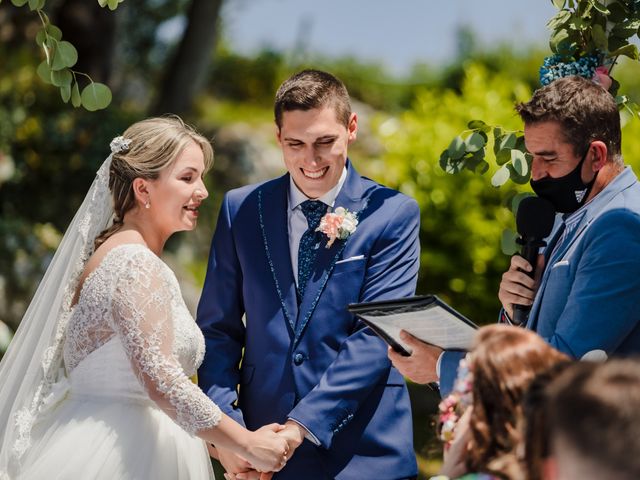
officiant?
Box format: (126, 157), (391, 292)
(390, 75), (640, 396)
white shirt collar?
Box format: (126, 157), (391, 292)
(288, 166), (348, 210)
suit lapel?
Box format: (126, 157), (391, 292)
(258, 176), (298, 334)
(294, 162), (368, 347)
(527, 224), (565, 330)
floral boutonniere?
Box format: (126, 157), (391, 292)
(316, 207), (358, 248)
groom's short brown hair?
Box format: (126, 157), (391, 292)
(274, 69), (352, 129)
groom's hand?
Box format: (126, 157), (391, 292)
(235, 422), (301, 480)
(278, 420), (305, 453)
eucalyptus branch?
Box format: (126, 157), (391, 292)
(8, 0), (122, 110)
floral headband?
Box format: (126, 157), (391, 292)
(109, 136), (132, 154)
(437, 354), (474, 444)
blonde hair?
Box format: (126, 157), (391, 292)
(94, 116), (213, 250)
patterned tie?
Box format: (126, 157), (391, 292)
(297, 200), (328, 300)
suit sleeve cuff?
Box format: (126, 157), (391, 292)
(287, 418), (321, 446)
(436, 351), (443, 380)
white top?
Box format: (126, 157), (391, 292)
(287, 167), (348, 284)
(63, 243), (222, 434)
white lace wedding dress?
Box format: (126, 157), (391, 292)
(16, 244), (220, 479)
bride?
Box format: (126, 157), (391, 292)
(0, 117), (289, 479)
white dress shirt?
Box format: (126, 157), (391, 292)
(287, 167), (348, 285)
(285, 166), (347, 445)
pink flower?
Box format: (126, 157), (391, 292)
(317, 207), (358, 248)
(320, 214), (342, 242)
(593, 66), (613, 91)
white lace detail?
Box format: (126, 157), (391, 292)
(63, 244), (221, 434)
(1, 157), (115, 473)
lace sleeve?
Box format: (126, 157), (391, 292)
(111, 249), (222, 435)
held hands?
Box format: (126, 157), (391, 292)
(277, 421), (305, 456)
(243, 423), (290, 473)
(498, 254), (545, 318)
(387, 330), (442, 384)
(224, 422), (306, 480)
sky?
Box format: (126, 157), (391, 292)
(221, 0), (558, 75)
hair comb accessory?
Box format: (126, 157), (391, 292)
(109, 136), (132, 154)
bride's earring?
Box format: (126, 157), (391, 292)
(145, 199), (150, 209)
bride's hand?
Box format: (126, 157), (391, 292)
(243, 423), (289, 473)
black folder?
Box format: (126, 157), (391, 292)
(348, 295), (478, 356)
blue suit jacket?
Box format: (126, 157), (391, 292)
(441, 167), (640, 395)
(197, 162), (420, 479)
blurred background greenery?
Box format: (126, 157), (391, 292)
(2, 1), (640, 478)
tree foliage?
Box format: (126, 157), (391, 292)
(376, 64), (533, 322)
(441, 0), (640, 199)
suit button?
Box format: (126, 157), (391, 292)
(293, 353), (304, 366)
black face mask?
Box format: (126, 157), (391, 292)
(530, 147), (597, 213)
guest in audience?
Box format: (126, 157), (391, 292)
(526, 359), (640, 480)
(432, 325), (569, 480)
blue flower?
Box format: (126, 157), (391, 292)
(539, 53), (602, 85)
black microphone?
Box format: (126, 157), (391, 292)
(512, 196), (556, 326)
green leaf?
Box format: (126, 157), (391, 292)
(491, 166), (510, 187)
(608, 35), (628, 52)
(611, 20), (640, 39)
(607, 4), (628, 23)
(98, 0), (108, 6)
(591, 0), (610, 15)
(51, 41), (78, 70)
(507, 164), (531, 185)
(476, 160), (490, 175)
(495, 148), (511, 166)
(550, 28), (570, 53)
(447, 136), (466, 160)
(28, 0), (39, 10)
(10, 0), (29, 6)
(499, 132), (517, 150)
(50, 68), (72, 87)
(46, 25), (63, 41)
(552, 0), (565, 9)
(467, 119), (491, 133)
(80, 82), (112, 111)
(492, 127), (504, 155)
(36, 60), (52, 85)
(36, 29), (46, 46)
(465, 132), (486, 153)
(501, 229), (519, 256)
(547, 10), (571, 30)
(567, 16), (587, 30)
(609, 43), (639, 60)
(592, 24), (608, 50)
(60, 84), (71, 103)
(71, 82), (81, 107)
(511, 150), (529, 177)
(463, 150), (487, 173)
(438, 149), (450, 172)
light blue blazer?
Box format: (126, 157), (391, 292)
(441, 167), (640, 395)
(197, 161), (420, 479)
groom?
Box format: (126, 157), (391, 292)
(197, 69), (419, 480)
